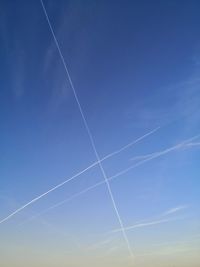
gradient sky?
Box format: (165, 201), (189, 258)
(0, 0), (200, 266)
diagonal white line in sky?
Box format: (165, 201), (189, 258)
(20, 133), (200, 225)
(40, 0), (134, 259)
(0, 127), (158, 225)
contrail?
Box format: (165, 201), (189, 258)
(101, 127), (160, 161)
(37, 1), (154, 260)
(1, 0), (159, 258)
(18, 179), (106, 225)
(111, 217), (178, 233)
(20, 133), (200, 224)
(130, 152), (159, 162)
(0, 127), (159, 225)
(184, 142), (200, 147)
(111, 133), (200, 181)
(162, 205), (188, 216)
(129, 140), (200, 163)
(111, 204), (189, 233)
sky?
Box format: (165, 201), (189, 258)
(0, 0), (200, 266)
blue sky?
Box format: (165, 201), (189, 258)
(0, 0), (200, 266)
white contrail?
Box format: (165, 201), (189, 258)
(110, 133), (200, 181)
(130, 152), (159, 162)
(4, 0), (138, 259)
(184, 142), (200, 147)
(162, 205), (188, 216)
(111, 204), (189, 234)
(0, 127), (159, 225)
(20, 133), (200, 224)
(111, 217), (177, 233)
(40, 0), (148, 260)
(102, 127), (160, 161)
(19, 179), (106, 225)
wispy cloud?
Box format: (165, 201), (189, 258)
(86, 238), (113, 251)
(125, 68), (200, 132)
(138, 246), (200, 257)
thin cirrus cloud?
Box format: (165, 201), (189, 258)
(125, 72), (200, 131)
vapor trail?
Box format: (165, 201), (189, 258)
(162, 205), (188, 216)
(110, 133), (200, 181)
(111, 217), (177, 233)
(21, 133), (200, 223)
(101, 127), (160, 161)
(0, 127), (159, 225)
(2, 0), (196, 262)
(40, 0), (154, 259)
(19, 180), (106, 225)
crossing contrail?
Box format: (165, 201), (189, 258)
(40, 0), (147, 259)
(111, 217), (179, 233)
(0, 124), (158, 226)
(111, 205), (188, 233)
(20, 133), (200, 224)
